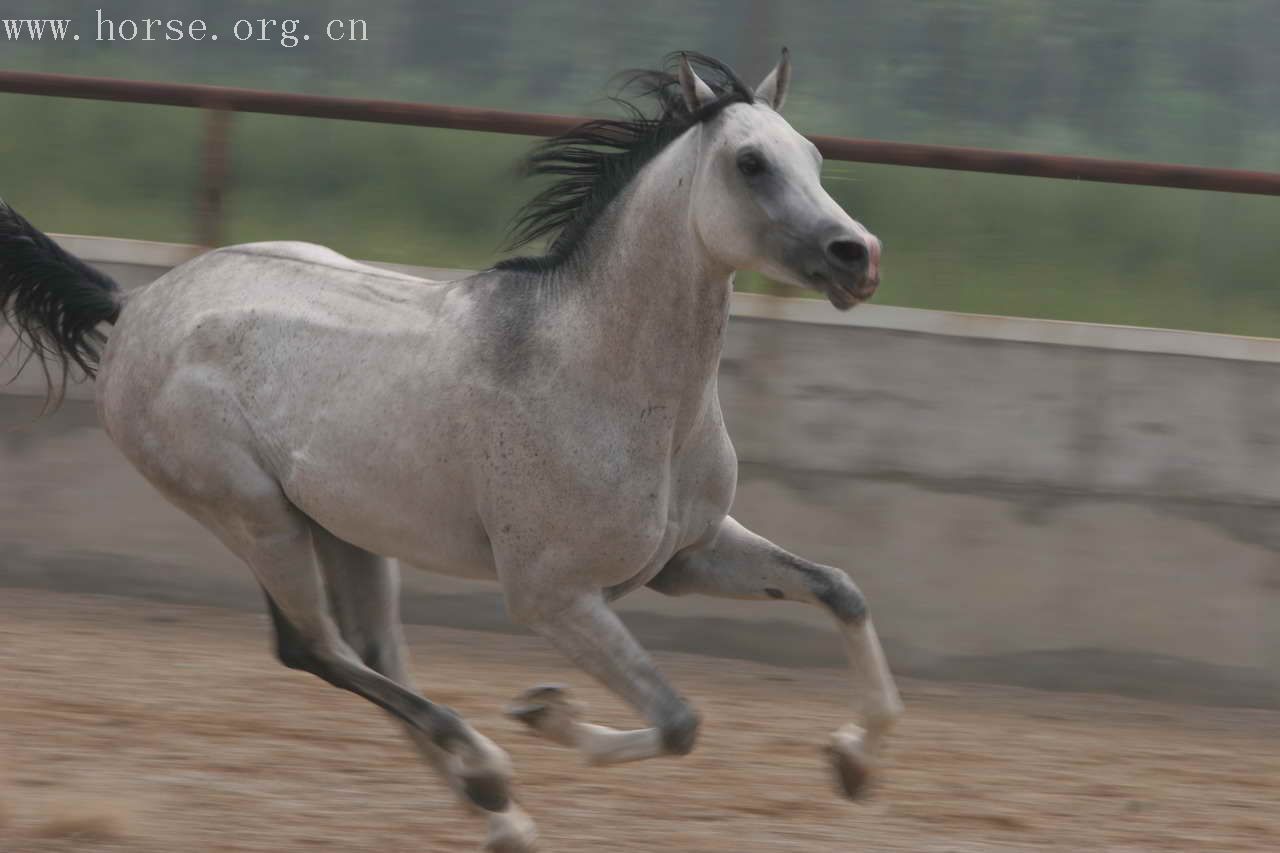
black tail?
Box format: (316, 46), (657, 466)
(0, 200), (122, 405)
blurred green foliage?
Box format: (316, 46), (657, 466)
(3, 0), (1280, 334)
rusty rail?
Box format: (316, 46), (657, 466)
(0, 71), (584, 136)
(5, 70), (1280, 196)
(3, 69), (1279, 245)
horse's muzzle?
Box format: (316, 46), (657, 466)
(815, 232), (880, 311)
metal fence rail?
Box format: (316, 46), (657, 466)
(3, 69), (1279, 244)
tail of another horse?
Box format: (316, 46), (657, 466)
(0, 200), (123, 407)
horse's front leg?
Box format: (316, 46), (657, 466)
(501, 582), (700, 767)
(647, 515), (903, 799)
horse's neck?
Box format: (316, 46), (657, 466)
(564, 132), (733, 421)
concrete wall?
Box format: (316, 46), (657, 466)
(3, 236), (1277, 707)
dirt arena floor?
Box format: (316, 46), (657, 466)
(1, 590), (1277, 853)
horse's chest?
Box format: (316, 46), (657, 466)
(603, 420), (738, 598)
(667, 426), (737, 543)
(470, 386), (736, 590)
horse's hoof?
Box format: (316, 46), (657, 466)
(826, 724), (875, 801)
(484, 804), (538, 853)
(505, 684), (582, 747)
(505, 684), (571, 724)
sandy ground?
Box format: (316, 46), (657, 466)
(1, 590), (1277, 853)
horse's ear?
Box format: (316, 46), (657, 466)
(754, 47), (792, 112)
(678, 53), (716, 112)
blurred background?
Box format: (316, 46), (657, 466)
(3, 2), (1280, 851)
(3, 0), (1280, 332)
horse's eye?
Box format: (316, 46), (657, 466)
(737, 152), (766, 177)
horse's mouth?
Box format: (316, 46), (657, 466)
(811, 271), (878, 311)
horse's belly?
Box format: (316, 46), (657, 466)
(303, 497), (498, 580)
(281, 450), (498, 581)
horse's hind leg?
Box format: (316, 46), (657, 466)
(310, 525), (536, 853)
(169, 461), (518, 832)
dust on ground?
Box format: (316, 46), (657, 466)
(1, 590), (1277, 852)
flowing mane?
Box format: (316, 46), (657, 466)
(496, 52), (755, 273)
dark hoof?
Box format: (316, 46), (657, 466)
(462, 771), (512, 813)
(826, 725), (876, 801)
(506, 684), (572, 721)
(508, 684), (572, 707)
(505, 684), (582, 748)
(826, 743), (872, 800)
(507, 703), (551, 728)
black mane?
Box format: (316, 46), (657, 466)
(496, 52), (755, 273)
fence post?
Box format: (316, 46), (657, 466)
(196, 106), (233, 248)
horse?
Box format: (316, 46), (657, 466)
(1, 51), (901, 851)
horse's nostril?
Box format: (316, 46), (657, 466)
(828, 239), (868, 268)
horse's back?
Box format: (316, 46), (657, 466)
(99, 238), (478, 423)
(125, 241), (449, 324)
(101, 240), (460, 374)
(219, 241), (444, 289)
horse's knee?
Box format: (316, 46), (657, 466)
(820, 574), (868, 626)
(659, 705), (702, 756)
(790, 559), (867, 626)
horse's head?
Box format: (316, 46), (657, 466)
(682, 51), (880, 310)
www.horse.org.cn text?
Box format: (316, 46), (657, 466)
(1, 12), (369, 48)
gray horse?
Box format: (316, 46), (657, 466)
(1, 51), (900, 851)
